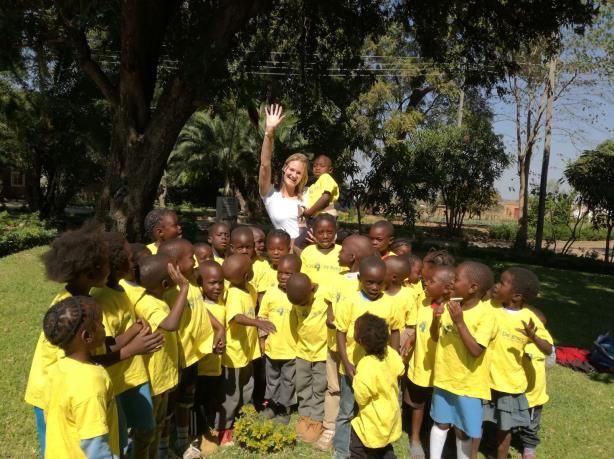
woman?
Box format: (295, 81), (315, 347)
(258, 104), (309, 242)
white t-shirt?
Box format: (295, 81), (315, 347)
(261, 185), (301, 238)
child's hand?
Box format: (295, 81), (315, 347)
(265, 104), (285, 133)
(343, 362), (356, 379)
(135, 318), (151, 331)
(518, 318), (538, 341)
(213, 328), (226, 354)
(256, 319), (277, 334)
(400, 335), (413, 359)
(125, 328), (164, 356)
(167, 263), (189, 288)
(447, 300), (464, 324)
(433, 303), (445, 318)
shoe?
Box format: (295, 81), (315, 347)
(199, 429), (218, 456)
(218, 428), (234, 447)
(275, 412), (291, 425)
(182, 443), (202, 459)
(296, 416), (311, 439)
(314, 428), (334, 451)
(303, 420), (323, 443)
(261, 406), (276, 420)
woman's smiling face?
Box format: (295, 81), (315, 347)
(282, 160), (305, 193)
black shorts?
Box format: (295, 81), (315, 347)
(405, 379), (432, 407)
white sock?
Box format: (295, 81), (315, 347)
(429, 425), (449, 459)
(455, 437), (471, 459)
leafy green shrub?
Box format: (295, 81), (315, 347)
(488, 223), (517, 241)
(233, 404), (296, 453)
(0, 211), (57, 257)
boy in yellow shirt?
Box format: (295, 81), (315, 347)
(207, 222), (230, 263)
(334, 255), (402, 459)
(300, 213), (342, 286)
(429, 261), (496, 459)
(134, 253), (188, 459)
(144, 208), (182, 254)
(483, 268), (553, 459)
(251, 226), (267, 258)
(350, 313), (405, 458)
(193, 242), (214, 266)
(219, 254), (276, 444)
(391, 237), (412, 256)
(383, 255), (413, 338)
(369, 220), (396, 259)
(258, 254), (301, 423)
(401, 265), (455, 459)
(43, 296), (120, 459)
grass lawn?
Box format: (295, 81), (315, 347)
(1, 247), (613, 458)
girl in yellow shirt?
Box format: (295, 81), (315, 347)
(143, 208), (182, 254)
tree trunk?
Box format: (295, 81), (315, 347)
(535, 58), (557, 254)
(514, 145), (532, 250)
(606, 223), (613, 264)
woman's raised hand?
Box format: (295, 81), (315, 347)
(265, 104), (285, 133)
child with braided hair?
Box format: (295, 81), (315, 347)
(43, 296), (120, 459)
(144, 208), (182, 254)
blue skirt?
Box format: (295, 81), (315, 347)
(430, 388), (483, 438)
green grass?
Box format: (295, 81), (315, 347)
(1, 247), (613, 458)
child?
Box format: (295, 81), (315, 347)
(258, 254), (301, 424)
(134, 253), (189, 459)
(194, 242), (214, 266)
(91, 232), (157, 456)
(43, 296), (120, 459)
(419, 250), (455, 306)
(383, 255), (414, 346)
(261, 229), (292, 292)
(350, 313), (405, 458)
(196, 261), (227, 455)
(286, 272), (329, 443)
(300, 213), (342, 286)
(144, 208), (182, 254)
(429, 261), (497, 459)
(334, 255), (402, 459)
(119, 242), (151, 306)
(219, 254), (276, 444)
(484, 268), (553, 459)
(207, 222), (230, 263)
(369, 220), (395, 259)
(158, 238), (224, 455)
(251, 226), (274, 294)
(391, 237), (412, 256)
(251, 226), (267, 258)
(401, 265), (455, 459)
(315, 234), (374, 452)
(25, 226), (110, 456)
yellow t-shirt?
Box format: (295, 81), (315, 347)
(351, 348), (404, 449)
(213, 254), (224, 265)
(524, 343), (549, 407)
(489, 308), (552, 394)
(384, 286), (416, 332)
(133, 293), (179, 396)
(146, 242), (158, 255)
(90, 286), (149, 395)
(25, 288), (72, 409)
(164, 282), (214, 368)
(407, 297), (438, 388)
(324, 271), (360, 352)
(300, 244), (342, 286)
(118, 279), (146, 309)
(335, 291), (402, 374)
(404, 282), (423, 327)
(222, 284), (261, 369)
(293, 288), (329, 362)
(251, 258), (276, 293)
(433, 300), (496, 400)
(44, 358), (120, 459)
(306, 173), (339, 216)
(198, 297), (226, 377)
(259, 286), (297, 360)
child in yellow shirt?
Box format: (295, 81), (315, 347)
(193, 242), (214, 266)
(287, 273), (332, 443)
(144, 208), (182, 254)
(251, 226), (267, 258)
(391, 237), (412, 256)
(300, 213), (342, 286)
(207, 222), (230, 263)
(483, 268), (553, 459)
(134, 253), (189, 459)
(43, 296), (120, 459)
(350, 313), (405, 458)
(219, 254), (276, 444)
(334, 255), (402, 458)
(369, 220), (395, 259)
(383, 255), (413, 341)
(429, 261), (497, 459)
(259, 254), (301, 423)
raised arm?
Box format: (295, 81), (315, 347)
(259, 104), (285, 197)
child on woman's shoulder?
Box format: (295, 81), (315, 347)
(350, 313), (405, 458)
(369, 220), (395, 259)
(144, 208), (182, 254)
(303, 154), (339, 218)
(258, 254), (301, 424)
(207, 222), (230, 264)
(219, 254), (276, 444)
(287, 273), (335, 444)
(300, 213), (342, 286)
(429, 261), (497, 459)
(134, 253), (189, 458)
(43, 296), (120, 459)
(483, 268), (553, 459)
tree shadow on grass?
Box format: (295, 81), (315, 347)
(588, 371), (614, 384)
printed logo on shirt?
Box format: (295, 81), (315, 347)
(419, 321), (427, 333)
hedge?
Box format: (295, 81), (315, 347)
(0, 211), (57, 257)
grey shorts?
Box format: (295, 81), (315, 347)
(482, 390), (530, 431)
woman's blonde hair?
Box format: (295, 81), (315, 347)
(281, 153), (309, 197)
